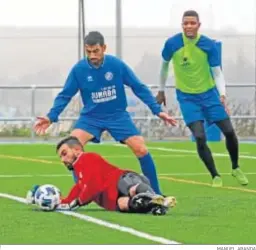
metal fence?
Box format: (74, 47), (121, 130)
(0, 84), (256, 142)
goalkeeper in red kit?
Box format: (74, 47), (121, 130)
(53, 136), (176, 215)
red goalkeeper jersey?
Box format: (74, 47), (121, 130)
(61, 152), (127, 211)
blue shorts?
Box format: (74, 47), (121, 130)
(73, 112), (140, 143)
(176, 87), (229, 126)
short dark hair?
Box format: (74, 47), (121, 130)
(182, 10), (200, 21)
(84, 31), (105, 46)
(56, 136), (83, 152)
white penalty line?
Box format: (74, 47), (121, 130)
(0, 193), (179, 245)
(114, 144), (256, 160)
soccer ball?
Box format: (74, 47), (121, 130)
(34, 184), (61, 211)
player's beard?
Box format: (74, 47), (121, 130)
(66, 164), (74, 171)
(65, 155), (77, 171)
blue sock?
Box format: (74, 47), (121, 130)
(72, 171), (78, 183)
(138, 153), (162, 195)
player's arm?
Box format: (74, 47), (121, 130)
(77, 180), (101, 206)
(47, 67), (79, 123)
(156, 39), (173, 106)
(122, 62), (162, 116)
(60, 155), (102, 209)
(60, 183), (81, 204)
(56, 182), (94, 211)
(207, 41), (227, 108)
(160, 61), (170, 92)
(54, 183), (81, 210)
(211, 66), (226, 97)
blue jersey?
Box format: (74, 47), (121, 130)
(47, 55), (162, 122)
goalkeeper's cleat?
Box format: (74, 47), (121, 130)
(131, 193), (176, 215)
(150, 195), (177, 209)
(150, 195), (175, 216)
(232, 168), (248, 186)
(212, 176), (223, 187)
(163, 196), (177, 208)
(151, 205), (168, 216)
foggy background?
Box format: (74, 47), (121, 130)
(0, 0), (255, 140)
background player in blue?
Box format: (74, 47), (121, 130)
(156, 10), (248, 187)
(34, 31), (177, 195)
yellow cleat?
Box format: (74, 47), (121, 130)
(151, 195), (177, 208)
(232, 168), (249, 186)
(212, 176), (223, 187)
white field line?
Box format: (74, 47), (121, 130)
(159, 172), (256, 176)
(114, 144), (256, 160)
(37, 152), (251, 159)
(0, 193), (180, 245)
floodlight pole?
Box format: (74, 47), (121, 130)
(116, 0), (122, 59)
(78, 0), (86, 60)
(78, 0), (86, 111)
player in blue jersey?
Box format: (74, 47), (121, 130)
(156, 10), (248, 187)
(34, 31), (177, 195)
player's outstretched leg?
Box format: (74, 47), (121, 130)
(215, 119), (248, 185)
(128, 179), (177, 210)
(188, 121), (222, 187)
(124, 136), (162, 194)
(128, 192), (176, 216)
(117, 192), (161, 214)
(117, 173), (176, 215)
(128, 177), (177, 215)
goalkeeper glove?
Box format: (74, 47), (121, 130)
(55, 199), (81, 211)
